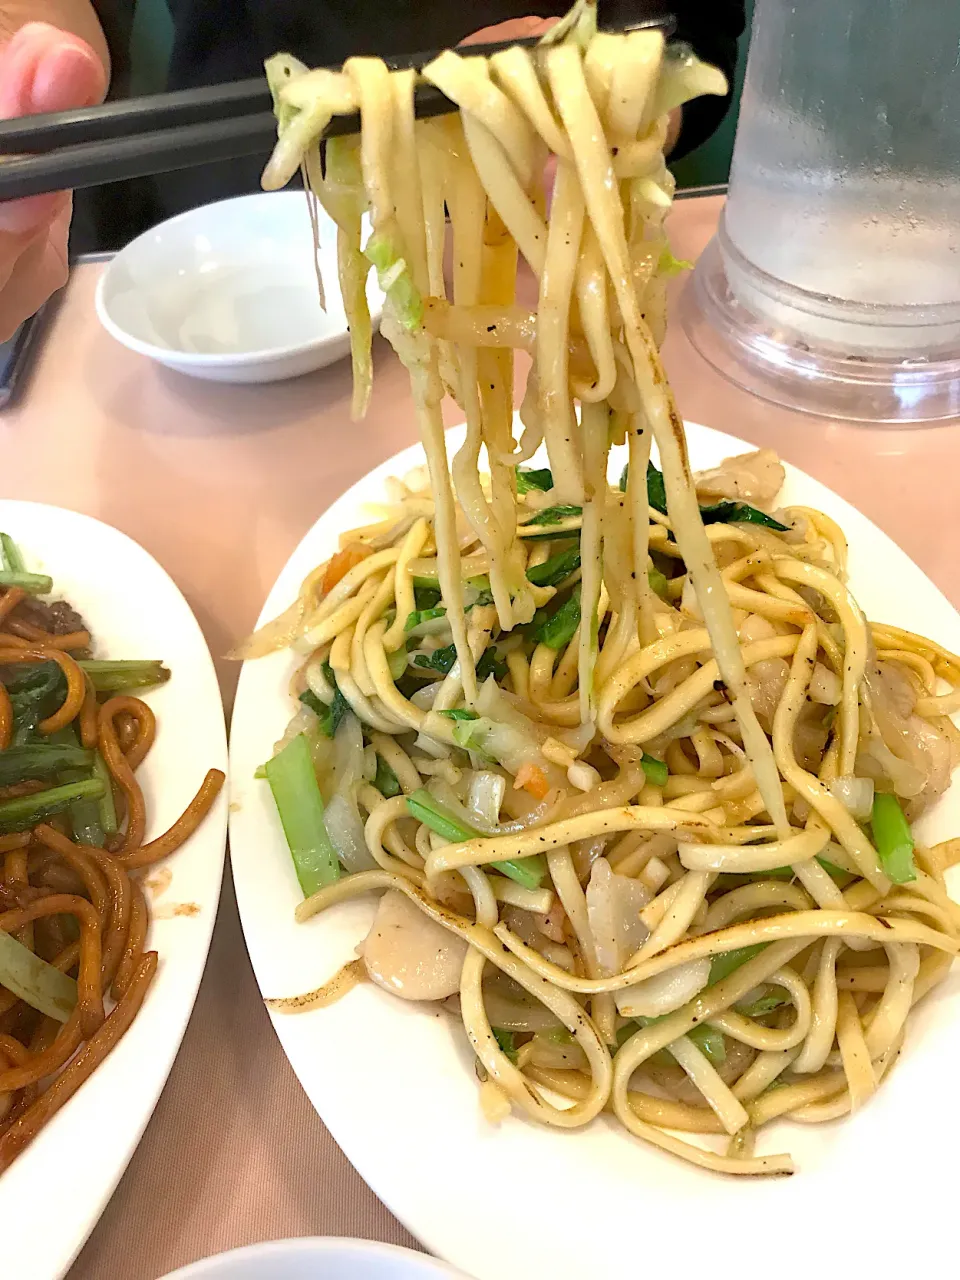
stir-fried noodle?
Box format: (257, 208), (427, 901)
(245, 3), (960, 1174)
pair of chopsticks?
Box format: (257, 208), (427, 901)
(0, 15), (672, 203)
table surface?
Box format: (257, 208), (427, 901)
(3, 192), (960, 1280)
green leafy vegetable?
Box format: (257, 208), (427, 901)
(78, 659), (171, 693)
(647, 462), (668, 514)
(373, 755), (401, 798)
(522, 504), (583, 528)
(264, 733), (340, 896)
(476, 647), (507, 681)
(0, 531), (52, 594)
(299, 663), (350, 738)
(404, 606), (446, 632)
(387, 644), (408, 681)
(364, 231), (423, 330)
(516, 467), (554, 494)
(493, 1027), (519, 1063)
(0, 779), (105, 835)
(437, 708), (479, 721)
(0, 743), (93, 787)
(640, 753), (668, 787)
(414, 646), (456, 677)
(648, 567), (670, 599)
(709, 943), (768, 986)
(526, 546), (581, 588)
(0, 928), (77, 1022)
(699, 502), (790, 532)
(413, 582), (442, 610)
(532, 587), (581, 649)
(871, 792), (916, 884)
(93, 750), (118, 835)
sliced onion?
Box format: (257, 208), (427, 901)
(828, 775), (875, 822)
(585, 858), (652, 976)
(528, 1035), (588, 1071)
(467, 771), (506, 828)
(323, 791), (377, 873)
(410, 681), (444, 711)
(328, 712), (365, 800)
(481, 980), (564, 1033)
(810, 662), (842, 705)
(858, 738), (926, 799)
(615, 956), (711, 1018)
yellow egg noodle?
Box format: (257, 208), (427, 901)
(241, 1), (960, 1175)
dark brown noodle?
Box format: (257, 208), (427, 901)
(0, 585), (225, 1170)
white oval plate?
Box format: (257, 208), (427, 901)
(96, 190), (382, 384)
(160, 1236), (473, 1280)
(229, 423), (960, 1280)
(0, 501), (228, 1280)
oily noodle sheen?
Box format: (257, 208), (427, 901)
(0, 585), (223, 1172)
(248, 1), (960, 1176)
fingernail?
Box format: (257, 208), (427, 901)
(30, 42), (104, 114)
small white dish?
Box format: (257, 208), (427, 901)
(159, 1237), (474, 1279)
(95, 190), (381, 384)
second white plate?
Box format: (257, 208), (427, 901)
(0, 501), (229, 1280)
(229, 422), (960, 1280)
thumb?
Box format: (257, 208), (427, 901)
(0, 24), (105, 236)
(0, 21), (106, 116)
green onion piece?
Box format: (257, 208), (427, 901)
(687, 1023), (726, 1065)
(0, 744), (94, 787)
(0, 778), (104, 834)
(534, 587), (581, 650)
(406, 788), (476, 842)
(640, 753), (668, 787)
(0, 928), (78, 1022)
(871, 792), (916, 884)
(526, 546), (581, 588)
(492, 1027), (519, 1063)
(406, 789), (546, 889)
(493, 855), (547, 891)
(0, 570), (53, 594)
(541, 1025), (574, 1045)
(77, 659), (171, 693)
(648, 567), (669, 599)
(516, 466), (554, 494)
(264, 733), (340, 895)
(404, 606), (446, 632)
(437, 708), (479, 721)
(699, 501), (789, 532)
(412, 574), (440, 590)
(93, 751), (118, 834)
(709, 943), (768, 985)
(373, 755), (401, 798)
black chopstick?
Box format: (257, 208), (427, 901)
(0, 16), (673, 203)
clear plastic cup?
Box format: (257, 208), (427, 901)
(682, 0), (960, 423)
